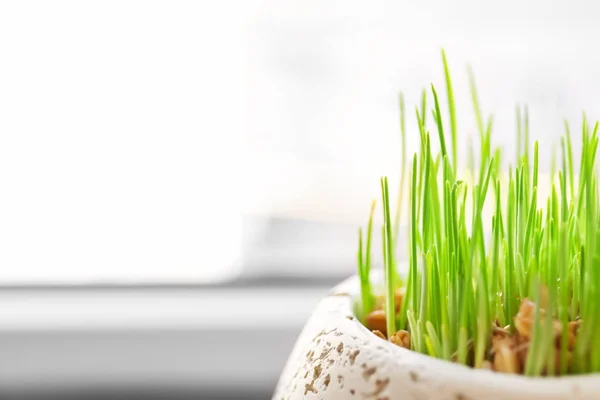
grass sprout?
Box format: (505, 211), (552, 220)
(357, 49), (600, 376)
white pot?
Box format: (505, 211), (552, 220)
(273, 275), (600, 400)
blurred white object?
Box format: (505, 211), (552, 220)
(0, 0), (599, 283)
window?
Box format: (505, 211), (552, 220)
(0, 1), (599, 285)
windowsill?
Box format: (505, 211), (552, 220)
(0, 285), (330, 392)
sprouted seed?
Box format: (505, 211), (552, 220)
(356, 50), (600, 376)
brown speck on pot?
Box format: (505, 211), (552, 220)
(348, 349), (360, 365)
(362, 365), (377, 380)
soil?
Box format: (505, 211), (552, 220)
(362, 291), (581, 375)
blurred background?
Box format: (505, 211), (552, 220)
(0, 0), (599, 398)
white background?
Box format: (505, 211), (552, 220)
(0, 0), (599, 283)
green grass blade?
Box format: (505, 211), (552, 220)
(467, 64), (485, 138)
(394, 94), (407, 248)
(442, 50), (458, 172)
(381, 177), (397, 337)
(431, 85), (448, 163)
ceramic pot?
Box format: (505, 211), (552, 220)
(273, 275), (600, 400)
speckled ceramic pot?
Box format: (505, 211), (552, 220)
(273, 275), (600, 400)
